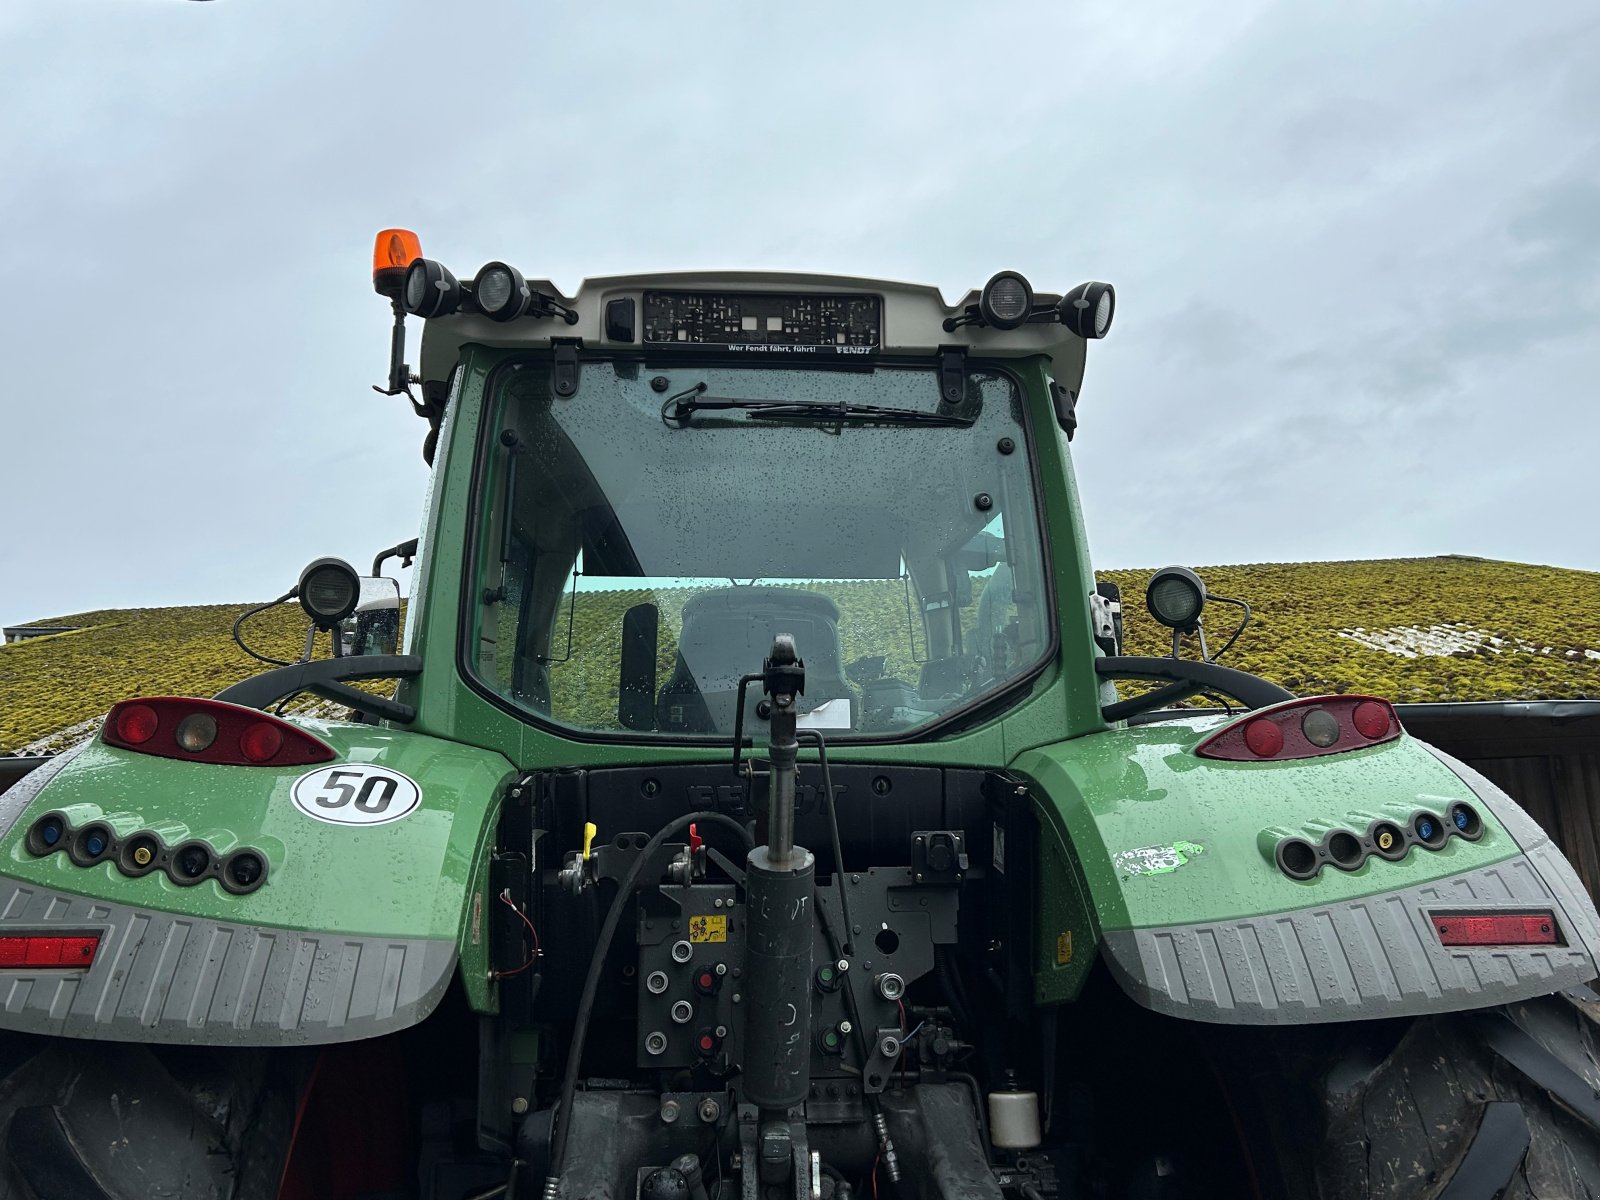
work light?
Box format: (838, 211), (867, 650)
(1145, 565), (1207, 631)
(402, 258), (462, 318)
(979, 271), (1034, 330)
(297, 558), (361, 628)
(1058, 281), (1116, 339)
(474, 262), (532, 321)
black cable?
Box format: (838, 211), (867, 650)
(232, 589), (298, 666)
(1208, 595), (1252, 662)
(815, 875), (875, 1070)
(546, 811), (753, 1190)
(935, 947), (974, 1032)
(934, 947), (972, 1036)
(797, 729), (854, 956)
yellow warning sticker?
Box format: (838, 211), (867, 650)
(689, 914), (728, 943)
(1055, 930), (1073, 966)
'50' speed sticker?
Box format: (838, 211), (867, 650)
(291, 764), (421, 827)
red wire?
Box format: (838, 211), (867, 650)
(276, 1050), (326, 1197)
(896, 998), (907, 1032)
(493, 891), (541, 979)
(871, 1151), (881, 1200)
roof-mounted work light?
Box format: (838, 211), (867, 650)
(371, 228), (422, 299)
(979, 271), (1035, 330)
(474, 262), (532, 321)
(403, 258), (462, 318)
(1058, 281), (1115, 339)
(297, 558), (361, 629)
(1146, 565), (1207, 632)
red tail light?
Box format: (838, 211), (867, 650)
(1431, 911), (1560, 947)
(1195, 694), (1400, 762)
(0, 934), (99, 968)
(102, 697), (335, 767)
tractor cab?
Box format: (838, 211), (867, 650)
(368, 230), (1119, 749)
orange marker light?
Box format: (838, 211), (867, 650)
(372, 228), (423, 297)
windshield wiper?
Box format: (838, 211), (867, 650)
(745, 402), (972, 427)
(662, 382), (972, 429)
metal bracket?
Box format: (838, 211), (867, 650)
(938, 347), (967, 405)
(552, 340), (581, 399)
(861, 1026), (906, 1094)
(1051, 380), (1078, 439)
(910, 831), (968, 885)
(1090, 587), (1122, 657)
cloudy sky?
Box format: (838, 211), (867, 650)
(1, 1), (1596, 627)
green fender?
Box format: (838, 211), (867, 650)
(0, 717), (514, 1045)
(1017, 717), (1600, 1022)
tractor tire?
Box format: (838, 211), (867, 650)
(0, 1038), (305, 1200)
(1241, 984), (1600, 1199)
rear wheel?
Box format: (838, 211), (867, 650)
(0, 1039), (305, 1200)
(1240, 985), (1600, 1198)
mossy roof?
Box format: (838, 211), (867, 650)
(2, 556), (1595, 754)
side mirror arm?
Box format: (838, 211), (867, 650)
(1095, 655), (1293, 723)
(215, 654), (423, 723)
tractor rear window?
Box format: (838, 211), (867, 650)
(465, 358), (1052, 739)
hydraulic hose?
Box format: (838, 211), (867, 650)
(545, 810), (753, 1195)
(798, 730), (854, 955)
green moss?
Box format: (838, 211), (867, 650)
(0, 603), (401, 753)
(1101, 557), (1599, 705)
(3, 556), (1595, 752)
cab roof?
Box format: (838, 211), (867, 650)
(415, 270), (1089, 396)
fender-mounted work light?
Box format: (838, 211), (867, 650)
(372, 228), (422, 298)
(1146, 565), (1207, 631)
(474, 262), (532, 321)
(1058, 281), (1115, 339)
(403, 258), (462, 318)
(979, 271), (1035, 330)
(297, 557), (361, 628)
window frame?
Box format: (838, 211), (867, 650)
(454, 350), (1061, 746)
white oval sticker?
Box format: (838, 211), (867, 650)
(291, 764), (421, 827)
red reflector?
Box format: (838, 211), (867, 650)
(115, 703), (159, 745)
(239, 721), (285, 763)
(1352, 700), (1391, 739)
(102, 697), (335, 767)
(1244, 718), (1283, 757)
(1432, 911), (1559, 947)
(0, 934), (99, 968)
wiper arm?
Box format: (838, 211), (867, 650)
(745, 402), (972, 427)
(661, 382), (971, 428)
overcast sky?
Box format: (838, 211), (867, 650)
(1, 1), (1596, 627)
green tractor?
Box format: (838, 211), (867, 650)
(1, 231), (1597, 1199)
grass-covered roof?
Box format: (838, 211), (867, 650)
(2, 556), (1595, 754)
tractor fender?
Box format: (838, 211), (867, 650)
(1014, 716), (1600, 1025)
(0, 717), (514, 1046)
